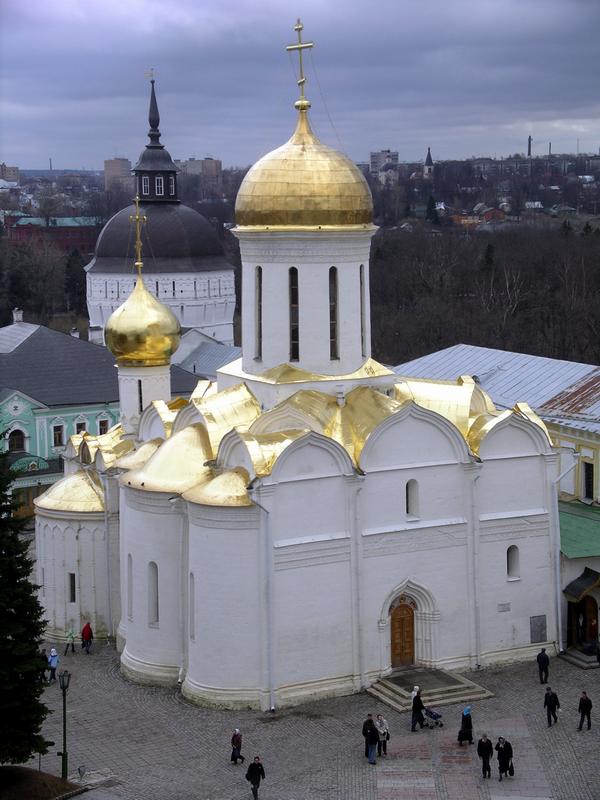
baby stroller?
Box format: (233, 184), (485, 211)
(424, 708), (443, 728)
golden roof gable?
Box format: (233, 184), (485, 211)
(35, 470), (105, 513)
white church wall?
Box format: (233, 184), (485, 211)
(120, 488), (183, 685)
(35, 510), (107, 640)
(478, 456), (547, 516)
(182, 503), (262, 707)
(477, 521), (555, 661)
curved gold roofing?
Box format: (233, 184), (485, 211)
(123, 424), (212, 493)
(35, 470), (105, 513)
(183, 468), (252, 507)
(114, 438), (164, 471)
(105, 276), (181, 367)
(79, 423), (128, 465)
(235, 111), (373, 230)
(193, 382), (261, 455)
(259, 357), (393, 384)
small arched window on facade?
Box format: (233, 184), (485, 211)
(148, 561), (159, 625)
(127, 554), (133, 620)
(405, 479), (419, 518)
(507, 545), (520, 580)
(8, 429), (25, 452)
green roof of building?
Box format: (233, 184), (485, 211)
(559, 500), (600, 558)
(14, 216), (102, 227)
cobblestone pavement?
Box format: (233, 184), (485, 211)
(34, 643), (599, 800)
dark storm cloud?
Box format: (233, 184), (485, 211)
(1, 0), (599, 169)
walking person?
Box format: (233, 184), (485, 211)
(64, 626), (76, 655)
(537, 647), (549, 684)
(364, 718), (379, 765)
(81, 621), (94, 654)
(477, 733), (493, 779)
(495, 736), (513, 781)
(245, 756), (265, 799)
(544, 686), (560, 727)
(47, 648), (59, 682)
(578, 691), (592, 731)
(362, 713), (373, 757)
(457, 706), (474, 745)
(231, 728), (245, 764)
(411, 689), (425, 732)
(374, 713), (389, 757)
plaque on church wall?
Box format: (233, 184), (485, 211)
(497, 602), (511, 613)
(530, 614), (547, 643)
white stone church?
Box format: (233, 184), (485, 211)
(34, 30), (560, 710)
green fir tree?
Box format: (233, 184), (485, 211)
(0, 450), (50, 764)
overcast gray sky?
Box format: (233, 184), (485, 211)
(1, 0), (599, 170)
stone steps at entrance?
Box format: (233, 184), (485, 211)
(367, 668), (494, 714)
(559, 648), (600, 670)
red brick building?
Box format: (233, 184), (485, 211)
(7, 216), (102, 253)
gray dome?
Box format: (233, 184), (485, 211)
(86, 202), (232, 275)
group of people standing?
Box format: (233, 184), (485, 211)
(38, 622), (95, 684)
(361, 713), (390, 764)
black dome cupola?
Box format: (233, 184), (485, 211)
(132, 79), (179, 203)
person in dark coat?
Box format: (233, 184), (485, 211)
(245, 756), (265, 800)
(578, 691), (592, 731)
(536, 647), (549, 684)
(81, 621), (94, 654)
(494, 736), (513, 781)
(364, 718), (379, 764)
(362, 713), (373, 757)
(477, 733), (493, 778)
(231, 728), (245, 764)
(457, 706), (474, 745)
(38, 649), (49, 684)
(544, 686), (560, 727)
(411, 690), (425, 732)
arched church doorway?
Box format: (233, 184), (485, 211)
(390, 595), (416, 667)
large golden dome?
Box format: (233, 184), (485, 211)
(235, 110), (373, 229)
(105, 275), (181, 367)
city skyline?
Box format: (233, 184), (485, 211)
(1, 0), (600, 170)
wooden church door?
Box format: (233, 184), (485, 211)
(390, 601), (415, 667)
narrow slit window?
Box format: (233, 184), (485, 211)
(141, 175), (150, 195)
(405, 479), (419, 518)
(507, 545), (520, 579)
(138, 380), (143, 414)
(289, 267), (299, 361)
(360, 264), (367, 358)
(68, 572), (76, 603)
(189, 572), (195, 640)
(169, 175), (175, 195)
(255, 266), (263, 360)
(127, 554), (133, 619)
(155, 175), (164, 196)
(148, 561), (159, 625)
(329, 266), (339, 360)
(583, 462), (594, 501)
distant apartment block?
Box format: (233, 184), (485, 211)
(174, 157), (223, 197)
(104, 158), (135, 193)
(0, 162), (20, 183)
(370, 150), (398, 176)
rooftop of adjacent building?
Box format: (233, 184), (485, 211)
(396, 343), (600, 434)
(12, 216), (103, 227)
(559, 500), (600, 558)
(0, 314), (199, 407)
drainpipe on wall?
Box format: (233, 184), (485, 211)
(249, 488), (275, 712)
(98, 471), (113, 638)
(468, 469), (482, 668)
(552, 453), (579, 654)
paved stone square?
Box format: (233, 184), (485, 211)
(34, 643), (600, 800)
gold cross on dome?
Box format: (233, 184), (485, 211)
(129, 195), (147, 275)
(286, 18), (314, 109)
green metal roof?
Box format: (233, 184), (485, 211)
(559, 500), (600, 558)
(14, 216), (102, 227)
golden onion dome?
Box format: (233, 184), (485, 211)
(105, 274), (181, 367)
(235, 110), (373, 230)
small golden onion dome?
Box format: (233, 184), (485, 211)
(235, 110), (373, 229)
(105, 276), (181, 367)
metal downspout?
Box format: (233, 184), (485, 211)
(250, 489), (275, 711)
(552, 454), (579, 653)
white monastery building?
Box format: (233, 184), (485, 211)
(86, 80), (235, 346)
(35, 26), (562, 710)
